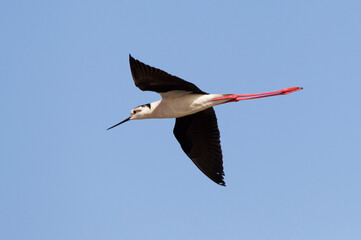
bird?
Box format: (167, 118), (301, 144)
(108, 55), (302, 186)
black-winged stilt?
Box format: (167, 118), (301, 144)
(108, 55), (302, 186)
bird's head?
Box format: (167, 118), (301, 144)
(129, 103), (153, 120)
(107, 103), (152, 130)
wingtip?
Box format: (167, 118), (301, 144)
(218, 176), (226, 187)
(210, 173), (226, 186)
(129, 54), (138, 66)
(219, 182), (226, 187)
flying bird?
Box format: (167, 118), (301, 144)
(108, 55), (302, 186)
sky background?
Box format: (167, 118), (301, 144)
(1, 1), (361, 239)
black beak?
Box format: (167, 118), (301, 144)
(107, 117), (130, 130)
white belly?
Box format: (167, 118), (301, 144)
(149, 93), (231, 119)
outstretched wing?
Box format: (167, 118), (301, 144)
(173, 108), (225, 186)
(129, 55), (205, 94)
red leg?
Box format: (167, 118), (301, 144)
(212, 87), (302, 102)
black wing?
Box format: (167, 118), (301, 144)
(173, 108), (225, 186)
(129, 55), (205, 94)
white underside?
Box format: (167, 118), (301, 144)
(140, 91), (232, 119)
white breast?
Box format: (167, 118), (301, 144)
(147, 91), (231, 119)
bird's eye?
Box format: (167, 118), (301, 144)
(133, 110), (138, 114)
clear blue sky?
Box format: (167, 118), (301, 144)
(1, 1), (361, 239)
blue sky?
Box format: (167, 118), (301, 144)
(1, 1), (361, 239)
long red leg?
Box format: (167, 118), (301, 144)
(212, 87), (302, 102)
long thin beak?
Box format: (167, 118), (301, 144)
(107, 117), (130, 130)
